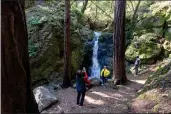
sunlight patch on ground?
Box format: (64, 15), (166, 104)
(91, 91), (126, 101)
(85, 96), (105, 105)
(131, 79), (146, 84)
(119, 90), (133, 95)
(91, 91), (110, 98)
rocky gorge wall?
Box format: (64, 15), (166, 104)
(26, 1), (171, 86)
(26, 1), (93, 86)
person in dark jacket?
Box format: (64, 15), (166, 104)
(76, 70), (90, 106)
(134, 56), (141, 76)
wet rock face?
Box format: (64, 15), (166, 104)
(98, 32), (113, 76)
(33, 86), (58, 112)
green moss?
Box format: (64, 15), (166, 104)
(27, 1), (93, 85)
(125, 41), (161, 63)
(138, 92), (160, 103)
(138, 60), (171, 95)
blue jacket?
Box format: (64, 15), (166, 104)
(76, 74), (86, 92)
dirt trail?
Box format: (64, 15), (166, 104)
(43, 67), (155, 113)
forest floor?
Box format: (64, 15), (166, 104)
(42, 65), (157, 113)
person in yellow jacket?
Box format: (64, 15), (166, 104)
(100, 66), (110, 85)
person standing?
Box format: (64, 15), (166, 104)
(82, 67), (91, 85)
(76, 70), (90, 106)
(100, 66), (110, 85)
(134, 56), (141, 76)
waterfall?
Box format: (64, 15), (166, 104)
(90, 32), (101, 79)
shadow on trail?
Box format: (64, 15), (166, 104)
(43, 79), (145, 113)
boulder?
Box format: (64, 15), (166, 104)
(125, 41), (161, 64)
(33, 86), (58, 112)
(89, 77), (102, 86)
(125, 33), (163, 64)
(43, 82), (61, 94)
(73, 83), (76, 88)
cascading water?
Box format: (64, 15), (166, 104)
(90, 32), (101, 79)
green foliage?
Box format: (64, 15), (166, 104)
(84, 1), (114, 22)
(71, 7), (84, 19)
(28, 40), (40, 57)
(125, 33), (161, 63)
(149, 1), (171, 17)
(163, 40), (171, 52)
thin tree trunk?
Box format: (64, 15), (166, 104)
(162, 20), (168, 38)
(129, 0), (141, 42)
(91, 1), (113, 20)
(81, 0), (88, 14)
(131, 0), (141, 25)
(2, 0), (39, 113)
(63, 0), (71, 88)
(130, 1), (135, 11)
(95, 2), (98, 21)
(113, 0), (127, 85)
(76, 0), (78, 7)
(110, 1), (113, 12)
(127, 3), (132, 12)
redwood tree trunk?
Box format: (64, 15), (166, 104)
(113, 0), (127, 85)
(63, 0), (71, 88)
(2, 0), (39, 113)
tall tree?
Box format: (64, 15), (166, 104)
(2, 0), (39, 113)
(63, 0), (71, 88)
(113, 0), (127, 85)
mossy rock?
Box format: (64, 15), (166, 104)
(125, 41), (161, 64)
(134, 33), (158, 43)
(27, 1), (93, 85)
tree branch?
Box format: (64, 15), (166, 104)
(91, 1), (113, 20)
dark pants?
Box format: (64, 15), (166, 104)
(102, 76), (107, 84)
(77, 91), (85, 106)
(135, 66), (138, 75)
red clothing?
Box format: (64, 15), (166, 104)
(83, 72), (90, 85)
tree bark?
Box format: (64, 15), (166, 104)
(162, 20), (168, 38)
(2, 0), (39, 113)
(113, 0), (127, 85)
(63, 0), (71, 88)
